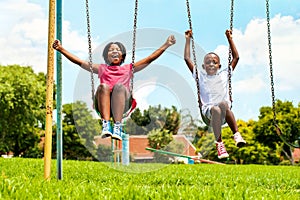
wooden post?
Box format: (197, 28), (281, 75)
(44, 0), (56, 180)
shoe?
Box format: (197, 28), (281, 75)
(234, 132), (246, 147)
(112, 122), (123, 141)
(100, 120), (112, 138)
(215, 141), (229, 159)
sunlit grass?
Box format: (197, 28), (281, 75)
(0, 158), (299, 199)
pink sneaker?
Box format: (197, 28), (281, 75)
(215, 141), (229, 159)
(234, 132), (246, 147)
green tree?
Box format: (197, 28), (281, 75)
(0, 65), (46, 157)
(127, 105), (180, 135)
(194, 119), (278, 164)
(52, 101), (99, 160)
(163, 106), (180, 134)
(253, 100), (299, 164)
(220, 120), (277, 164)
(147, 129), (173, 150)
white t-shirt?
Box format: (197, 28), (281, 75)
(193, 67), (232, 115)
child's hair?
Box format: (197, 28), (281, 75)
(203, 52), (221, 69)
(102, 42), (127, 65)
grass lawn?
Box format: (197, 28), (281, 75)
(0, 158), (299, 199)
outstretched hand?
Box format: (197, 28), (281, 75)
(52, 39), (62, 51)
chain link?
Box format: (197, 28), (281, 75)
(228, 0), (234, 107)
(186, 0), (204, 123)
(266, 0), (277, 124)
(130, 0), (138, 95)
(266, 0), (300, 148)
(85, 0), (95, 101)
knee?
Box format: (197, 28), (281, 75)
(211, 106), (221, 116)
(97, 84), (110, 94)
(219, 101), (229, 111)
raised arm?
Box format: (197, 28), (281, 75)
(225, 30), (239, 71)
(133, 35), (176, 72)
(52, 40), (99, 73)
(184, 30), (195, 73)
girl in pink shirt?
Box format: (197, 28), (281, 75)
(53, 36), (176, 140)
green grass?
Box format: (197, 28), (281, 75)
(1, 158), (299, 199)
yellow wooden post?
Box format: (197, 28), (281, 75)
(44, 0), (56, 180)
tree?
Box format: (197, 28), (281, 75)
(52, 101), (99, 160)
(163, 106), (180, 134)
(127, 105), (180, 135)
(0, 65), (46, 157)
(221, 120), (278, 164)
(179, 109), (205, 142)
(194, 119), (279, 164)
(253, 100), (300, 164)
(147, 129), (173, 150)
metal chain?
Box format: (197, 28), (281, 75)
(266, 0), (277, 124)
(266, 0), (300, 148)
(85, 0), (95, 101)
(228, 0), (234, 106)
(186, 0), (202, 113)
(130, 0), (138, 95)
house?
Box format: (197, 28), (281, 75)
(293, 148), (300, 163)
(94, 134), (197, 163)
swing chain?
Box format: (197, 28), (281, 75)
(186, 0), (201, 112)
(130, 0), (138, 95)
(228, 0), (234, 106)
(85, 0), (95, 101)
(266, 0), (300, 148)
(186, 0), (193, 31)
(266, 0), (277, 124)
(132, 0), (138, 65)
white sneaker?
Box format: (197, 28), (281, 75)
(112, 122), (123, 141)
(234, 132), (246, 147)
(100, 120), (112, 138)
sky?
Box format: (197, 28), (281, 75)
(1, 0), (300, 123)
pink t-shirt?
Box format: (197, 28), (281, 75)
(98, 63), (133, 91)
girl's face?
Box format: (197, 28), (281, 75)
(107, 44), (123, 65)
(203, 53), (220, 75)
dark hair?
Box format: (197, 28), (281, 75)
(102, 42), (126, 65)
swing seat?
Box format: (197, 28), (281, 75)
(123, 97), (137, 118)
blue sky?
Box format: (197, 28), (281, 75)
(1, 0), (300, 123)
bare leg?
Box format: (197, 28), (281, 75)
(210, 106), (223, 142)
(96, 84), (111, 120)
(111, 84), (129, 122)
(225, 108), (238, 134)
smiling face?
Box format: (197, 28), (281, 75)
(103, 42), (126, 66)
(202, 53), (221, 75)
(107, 44), (123, 65)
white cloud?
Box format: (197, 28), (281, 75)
(0, 0), (47, 71)
(235, 14), (300, 91)
(133, 81), (157, 111)
(235, 75), (267, 93)
(0, 0), (89, 73)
